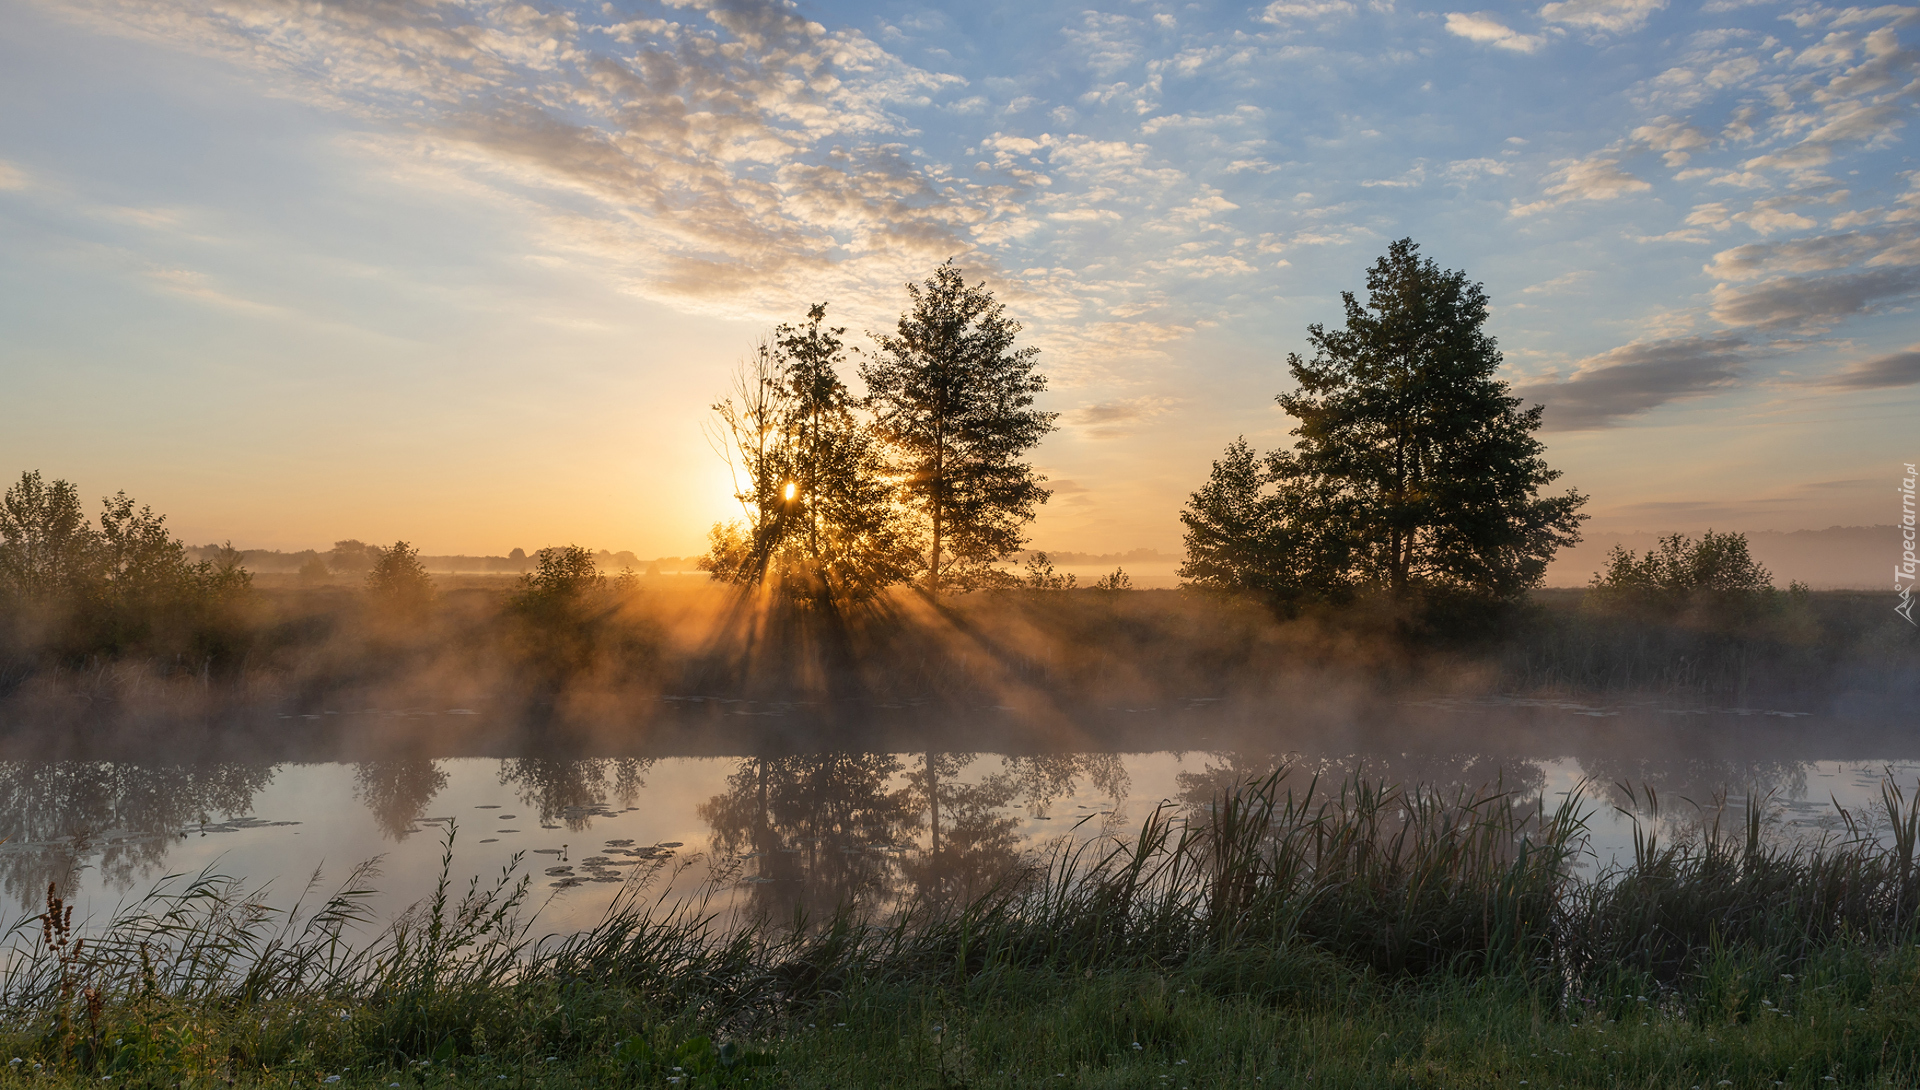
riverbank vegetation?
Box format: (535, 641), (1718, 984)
(5, 772), (1920, 1087)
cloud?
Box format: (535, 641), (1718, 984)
(1261, 0), (1357, 21)
(1823, 344), (1920, 387)
(144, 268), (283, 314)
(1703, 228), (1911, 279)
(1511, 156), (1652, 215)
(1065, 395), (1180, 437)
(1630, 116), (1711, 166)
(1539, 0), (1666, 33)
(0, 161), (26, 190)
(1709, 267), (1920, 330)
(1444, 12), (1549, 51)
(1512, 335), (1750, 428)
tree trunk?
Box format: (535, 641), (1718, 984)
(929, 442), (944, 600)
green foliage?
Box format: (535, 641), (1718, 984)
(506, 545), (638, 684)
(1178, 437), (1298, 599)
(10, 775), (1920, 1088)
(0, 470), (253, 662)
(1587, 530), (1784, 623)
(364, 540), (435, 621)
(862, 262), (1057, 597)
(704, 304), (919, 607)
(0, 471), (97, 601)
(1182, 241), (1586, 610)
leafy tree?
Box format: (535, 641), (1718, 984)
(0, 471), (96, 602)
(507, 545), (615, 683)
(704, 304), (917, 606)
(1178, 438), (1296, 598)
(512, 545), (604, 612)
(1021, 551), (1075, 591)
(1181, 240), (1585, 607)
(0, 471), (251, 657)
(1587, 530), (1788, 620)
(1093, 567), (1133, 592)
(365, 540), (436, 620)
(862, 262), (1057, 598)
(328, 539), (377, 574)
(297, 554), (331, 586)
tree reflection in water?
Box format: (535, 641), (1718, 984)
(700, 751), (1133, 920)
(497, 758), (656, 830)
(1577, 751), (1814, 844)
(1175, 751), (1553, 841)
(353, 759), (450, 840)
(0, 761), (274, 909)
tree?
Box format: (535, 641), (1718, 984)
(703, 304), (918, 606)
(365, 540), (436, 620)
(0, 471), (96, 602)
(1587, 530), (1787, 620)
(1182, 240), (1586, 606)
(0, 471), (251, 656)
(862, 262), (1057, 598)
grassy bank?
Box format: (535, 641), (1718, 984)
(6, 773), (1920, 1087)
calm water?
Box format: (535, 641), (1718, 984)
(7, 694), (1917, 939)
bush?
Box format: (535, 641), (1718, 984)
(0, 470), (253, 664)
(364, 540), (435, 622)
(1586, 530), (1795, 625)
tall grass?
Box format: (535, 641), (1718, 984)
(5, 772), (1920, 1083)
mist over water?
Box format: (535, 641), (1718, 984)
(7, 690), (1918, 942)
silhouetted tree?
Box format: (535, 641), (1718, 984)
(297, 553), (331, 586)
(365, 540), (436, 620)
(507, 545), (613, 682)
(704, 304), (918, 605)
(1587, 530), (1788, 622)
(0, 471), (96, 602)
(328, 540), (378, 573)
(862, 263), (1057, 597)
(1182, 240), (1586, 607)
(0, 471), (251, 658)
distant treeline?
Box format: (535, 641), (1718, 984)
(184, 541), (705, 576)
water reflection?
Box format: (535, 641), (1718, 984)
(498, 758), (656, 829)
(0, 761), (274, 906)
(698, 751), (1135, 918)
(1174, 751), (1548, 813)
(353, 759), (449, 840)
(0, 737), (1854, 922)
(700, 753), (918, 919)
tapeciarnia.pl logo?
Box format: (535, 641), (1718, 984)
(1899, 462), (1917, 626)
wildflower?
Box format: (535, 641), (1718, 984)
(325, 1078), (341, 1084)
(1131, 1043), (1143, 1051)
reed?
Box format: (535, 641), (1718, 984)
(5, 771), (1920, 1085)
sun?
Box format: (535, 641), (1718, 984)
(783, 482), (797, 501)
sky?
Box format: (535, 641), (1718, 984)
(0, 0), (1916, 558)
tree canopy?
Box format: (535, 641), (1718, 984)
(1181, 239), (1586, 608)
(702, 303), (919, 606)
(862, 261), (1056, 597)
